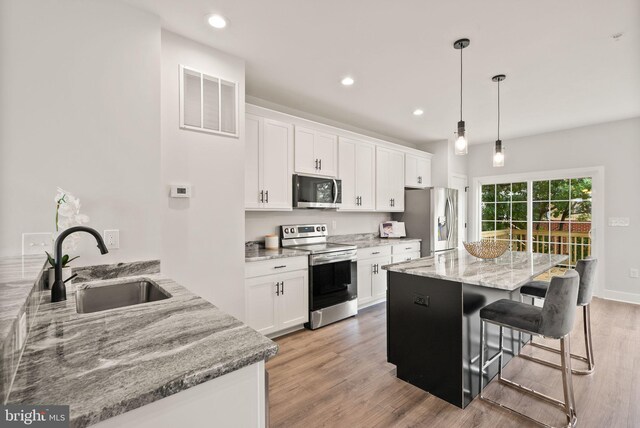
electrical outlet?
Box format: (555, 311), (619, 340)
(22, 232), (53, 255)
(103, 229), (120, 249)
(630, 268), (639, 279)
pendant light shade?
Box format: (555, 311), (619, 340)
(453, 38), (470, 155)
(492, 74), (506, 167)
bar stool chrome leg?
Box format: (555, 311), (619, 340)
(520, 304), (595, 375)
(479, 321), (578, 428)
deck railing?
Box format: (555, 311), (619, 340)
(481, 229), (591, 266)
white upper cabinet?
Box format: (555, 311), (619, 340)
(294, 126), (338, 177)
(245, 114), (293, 211)
(405, 154), (432, 188)
(338, 137), (375, 211)
(376, 147), (405, 212)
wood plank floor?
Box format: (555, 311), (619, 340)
(267, 297), (639, 427)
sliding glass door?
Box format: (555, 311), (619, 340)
(479, 177), (592, 277)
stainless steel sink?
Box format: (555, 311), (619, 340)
(76, 279), (171, 314)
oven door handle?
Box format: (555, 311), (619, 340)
(332, 179), (338, 205)
(310, 252), (357, 266)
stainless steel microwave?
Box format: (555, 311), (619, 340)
(292, 174), (342, 209)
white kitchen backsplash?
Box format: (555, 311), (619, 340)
(245, 211), (390, 241)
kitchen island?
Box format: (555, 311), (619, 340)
(383, 249), (567, 408)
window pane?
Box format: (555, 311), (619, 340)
(511, 202), (527, 221)
(496, 183), (511, 202)
(496, 202), (510, 221)
(482, 185), (496, 202)
(482, 203), (495, 221)
(482, 221), (495, 232)
(533, 202), (550, 221)
(511, 182), (527, 201)
(570, 201), (591, 222)
(482, 230), (497, 240)
(532, 222), (549, 241)
(571, 177), (592, 200)
(511, 221), (527, 233)
(550, 179), (570, 200)
(532, 180), (549, 201)
(549, 201), (569, 221)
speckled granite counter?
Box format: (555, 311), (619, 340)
(383, 249), (567, 291)
(0, 255), (47, 402)
(328, 233), (421, 249)
(7, 263), (278, 427)
(245, 247), (309, 262)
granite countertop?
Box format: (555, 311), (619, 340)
(328, 233), (422, 249)
(7, 268), (278, 427)
(383, 249), (568, 291)
(0, 255), (46, 345)
(245, 247), (310, 262)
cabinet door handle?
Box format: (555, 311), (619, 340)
(372, 251), (380, 255)
(418, 176), (422, 184)
(372, 264), (376, 274)
(260, 190), (264, 203)
(265, 190), (269, 203)
(315, 159), (318, 170)
(274, 265), (286, 269)
(280, 281), (284, 295)
(405, 247), (412, 250)
(275, 281), (280, 296)
(319, 159), (322, 170)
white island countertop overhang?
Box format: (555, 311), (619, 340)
(383, 249), (568, 291)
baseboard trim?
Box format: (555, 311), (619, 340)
(266, 324), (305, 339)
(358, 297), (386, 310)
(600, 289), (640, 305)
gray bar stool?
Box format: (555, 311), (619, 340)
(479, 270), (580, 428)
(520, 258), (597, 375)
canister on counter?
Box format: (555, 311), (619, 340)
(265, 234), (279, 250)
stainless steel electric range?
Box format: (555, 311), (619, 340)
(281, 224), (357, 329)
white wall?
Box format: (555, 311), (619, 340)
(0, 0), (161, 265)
(161, 31), (246, 319)
(418, 139), (468, 187)
(246, 211), (390, 242)
(467, 117), (640, 303)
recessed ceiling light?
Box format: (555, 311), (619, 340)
(207, 14), (227, 29)
(341, 76), (354, 86)
(413, 109), (424, 116)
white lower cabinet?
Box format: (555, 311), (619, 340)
(357, 243), (421, 308)
(357, 247), (391, 308)
(245, 259), (308, 336)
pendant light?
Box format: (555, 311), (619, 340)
(453, 38), (470, 155)
(492, 74), (506, 167)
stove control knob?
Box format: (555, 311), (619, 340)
(290, 228), (296, 233)
(321, 226), (326, 231)
(284, 228), (289, 234)
(316, 226), (321, 232)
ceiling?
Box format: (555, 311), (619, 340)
(125, 0), (640, 146)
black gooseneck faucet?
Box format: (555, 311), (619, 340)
(51, 226), (109, 302)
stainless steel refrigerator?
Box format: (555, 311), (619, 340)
(392, 187), (458, 256)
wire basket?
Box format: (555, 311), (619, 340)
(463, 240), (509, 259)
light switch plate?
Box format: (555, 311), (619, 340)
(104, 229), (120, 249)
(22, 232), (53, 255)
(630, 268), (639, 279)
(608, 217), (630, 227)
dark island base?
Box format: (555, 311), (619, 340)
(386, 271), (529, 408)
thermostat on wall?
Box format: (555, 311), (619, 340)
(170, 184), (191, 198)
